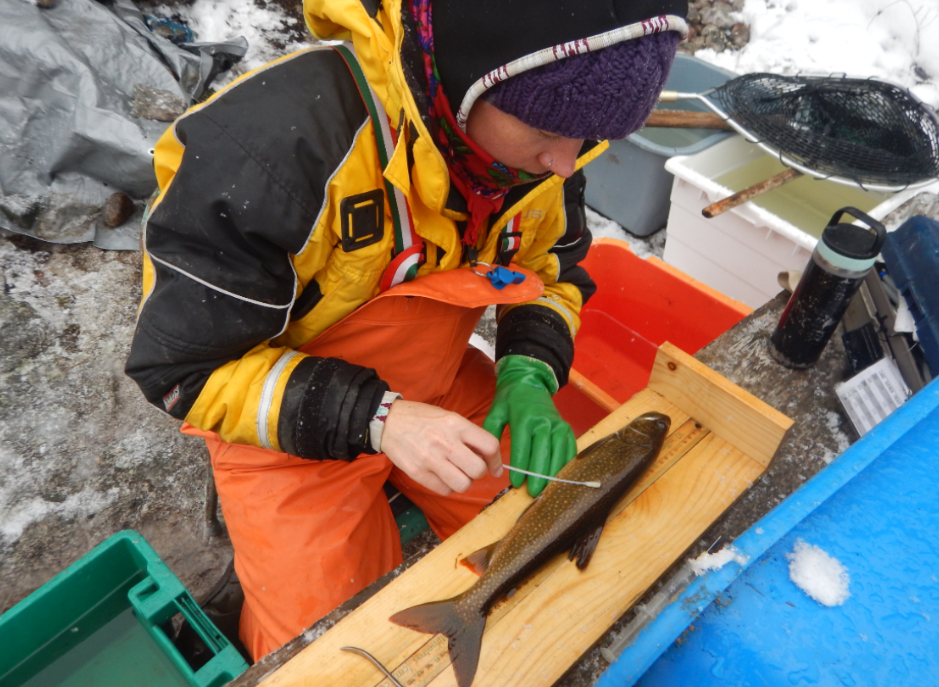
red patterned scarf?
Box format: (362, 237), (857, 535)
(410, 0), (549, 248)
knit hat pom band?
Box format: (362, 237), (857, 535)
(460, 16), (687, 141)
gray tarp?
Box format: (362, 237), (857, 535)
(0, 0), (246, 249)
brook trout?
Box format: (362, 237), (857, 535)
(389, 411), (671, 687)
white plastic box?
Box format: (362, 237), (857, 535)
(662, 136), (919, 308)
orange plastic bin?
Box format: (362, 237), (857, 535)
(555, 238), (752, 436)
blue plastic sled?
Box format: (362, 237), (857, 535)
(599, 377), (939, 687)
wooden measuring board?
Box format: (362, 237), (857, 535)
(260, 343), (793, 687)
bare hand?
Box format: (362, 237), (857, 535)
(381, 400), (502, 496)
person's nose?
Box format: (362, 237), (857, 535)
(537, 138), (584, 178)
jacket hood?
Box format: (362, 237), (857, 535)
(305, 0), (458, 214)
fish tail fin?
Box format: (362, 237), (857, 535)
(390, 599), (486, 687)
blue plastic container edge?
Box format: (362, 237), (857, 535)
(597, 378), (939, 687)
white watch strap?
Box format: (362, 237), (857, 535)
(369, 391), (403, 452)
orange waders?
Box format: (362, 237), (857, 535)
(183, 266), (543, 660)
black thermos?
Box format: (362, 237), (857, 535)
(770, 207), (886, 369)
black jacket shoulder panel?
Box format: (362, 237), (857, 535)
(178, 49), (370, 233)
(146, 49), (370, 306)
(125, 260), (290, 418)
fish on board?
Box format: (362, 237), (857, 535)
(389, 411), (672, 687)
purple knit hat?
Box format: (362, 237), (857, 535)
(484, 31), (680, 141)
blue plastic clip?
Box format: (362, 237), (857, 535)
(485, 266), (526, 290)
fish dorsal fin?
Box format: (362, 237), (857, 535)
(569, 522), (605, 570)
(460, 542), (499, 576)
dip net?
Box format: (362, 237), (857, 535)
(711, 74), (939, 188)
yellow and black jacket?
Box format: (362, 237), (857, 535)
(125, 0), (613, 460)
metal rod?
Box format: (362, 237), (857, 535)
(340, 646), (405, 687)
(502, 464), (601, 488)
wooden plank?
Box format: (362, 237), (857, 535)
(648, 342), (793, 467)
(359, 417), (713, 687)
(425, 435), (765, 686)
(259, 394), (700, 687)
(260, 346), (791, 687)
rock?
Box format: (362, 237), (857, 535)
(730, 22), (751, 49)
(0, 293), (52, 375)
(681, 0), (750, 56)
(0, 238), (234, 615)
(132, 84), (187, 123)
(0, 194), (43, 232)
(701, 3), (736, 30)
(701, 24), (729, 52)
(681, 36), (708, 54)
(102, 193), (135, 228)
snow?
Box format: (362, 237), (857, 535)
(690, 546), (749, 575)
(158, 0), (310, 82)
(787, 538), (851, 606)
(171, 0), (939, 112)
(698, 0), (939, 109)
(0, 486), (120, 541)
(585, 208), (665, 259)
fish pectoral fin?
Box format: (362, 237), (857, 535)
(569, 522), (605, 570)
(460, 542), (499, 576)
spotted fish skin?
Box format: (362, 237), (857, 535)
(389, 412), (671, 687)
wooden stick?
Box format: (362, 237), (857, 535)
(568, 367), (620, 412)
(702, 168), (804, 218)
(645, 110), (733, 130)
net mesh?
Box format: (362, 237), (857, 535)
(712, 74), (939, 187)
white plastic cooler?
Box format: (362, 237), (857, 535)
(661, 135), (919, 308)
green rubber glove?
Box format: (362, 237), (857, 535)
(483, 355), (577, 497)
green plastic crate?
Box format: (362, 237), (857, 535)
(396, 505), (429, 546)
(0, 531), (248, 687)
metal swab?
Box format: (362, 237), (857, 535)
(502, 464), (601, 488)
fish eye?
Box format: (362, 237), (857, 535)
(656, 420), (668, 431)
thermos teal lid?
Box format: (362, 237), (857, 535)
(818, 207), (886, 271)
